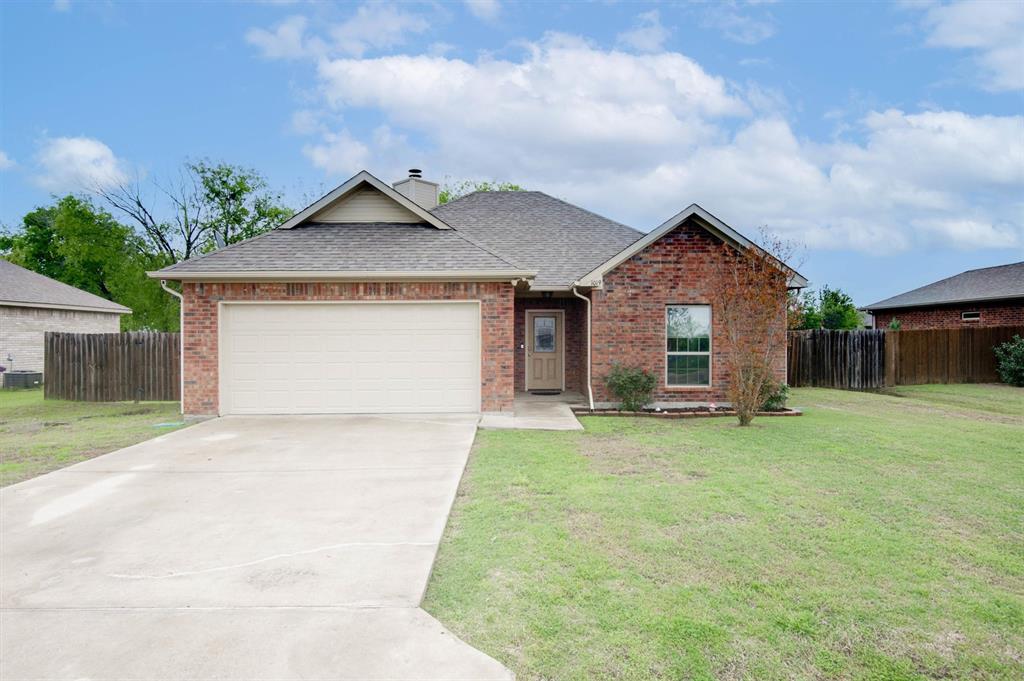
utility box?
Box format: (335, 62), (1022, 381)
(2, 370), (43, 389)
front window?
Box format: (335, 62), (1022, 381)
(667, 305), (711, 387)
(961, 311), (980, 322)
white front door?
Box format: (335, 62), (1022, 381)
(219, 302), (480, 414)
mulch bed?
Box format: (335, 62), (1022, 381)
(573, 407), (802, 419)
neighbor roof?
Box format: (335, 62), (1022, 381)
(0, 259), (130, 313)
(432, 191), (643, 289)
(864, 261), (1024, 311)
(152, 222), (533, 280)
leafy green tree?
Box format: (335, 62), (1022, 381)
(2, 196), (178, 331)
(818, 287), (862, 329)
(788, 286), (861, 330)
(191, 160), (293, 252)
(438, 180), (524, 205)
(95, 160), (292, 260)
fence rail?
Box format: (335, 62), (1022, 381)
(787, 326), (1022, 389)
(44, 331), (180, 402)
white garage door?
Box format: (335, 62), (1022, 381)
(219, 302), (480, 414)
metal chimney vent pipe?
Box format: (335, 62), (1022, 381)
(408, 168), (422, 178)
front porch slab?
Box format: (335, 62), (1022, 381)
(479, 392), (585, 431)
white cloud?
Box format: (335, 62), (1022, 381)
(918, 0), (1024, 91)
(33, 136), (129, 192)
(616, 10), (670, 53)
(247, 5), (429, 60)
(330, 4), (429, 57)
(284, 33), (1021, 254)
(464, 0), (500, 22)
(0, 151), (15, 170)
(246, 15), (324, 60)
(302, 129), (369, 174)
(699, 2), (776, 45)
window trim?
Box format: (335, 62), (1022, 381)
(665, 304), (712, 389)
(961, 311), (981, 323)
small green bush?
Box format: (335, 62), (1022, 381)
(888, 318), (902, 330)
(994, 335), (1024, 387)
(605, 364), (657, 411)
(761, 382), (790, 411)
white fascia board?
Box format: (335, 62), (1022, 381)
(147, 269), (536, 282)
(1, 300), (131, 314)
(278, 170), (452, 230)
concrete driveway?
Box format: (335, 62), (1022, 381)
(1, 415), (511, 680)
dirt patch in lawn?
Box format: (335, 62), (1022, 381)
(577, 434), (708, 483)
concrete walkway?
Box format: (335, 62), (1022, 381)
(479, 392), (585, 431)
(0, 415), (512, 680)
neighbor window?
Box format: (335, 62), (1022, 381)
(961, 311), (981, 322)
(667, 305), (711, 387)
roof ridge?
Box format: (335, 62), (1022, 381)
(962, 260), (1024, 273)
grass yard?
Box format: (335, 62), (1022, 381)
(0, 388), (185, 486)
(424, 385), (1024, 680)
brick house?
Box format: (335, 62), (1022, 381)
(0, 259), (130, 373)
(865, 261), (1024, 330)
(151, 170), (805, 416)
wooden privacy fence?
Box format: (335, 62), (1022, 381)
(44, 331), (180, 402)
(787, 329), (886, 389)
(787, 325), (1023, 389)
(887, 325), (1023, 385)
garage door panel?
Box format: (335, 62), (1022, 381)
(221, 303), (480, 414)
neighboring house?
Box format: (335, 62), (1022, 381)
(865, 261), (1024, 330)
(0, 259), (131, 373)
(151, 170), (806, 416)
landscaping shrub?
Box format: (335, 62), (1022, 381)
(994, 335), (1024, 387)
(761, 382), (790, 411)
(605, 364), (657, 411)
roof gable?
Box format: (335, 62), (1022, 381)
(576, 203), (808, 289)
(279, 170), (451, 230)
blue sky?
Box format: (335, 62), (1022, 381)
(1, 0), (1021, 305)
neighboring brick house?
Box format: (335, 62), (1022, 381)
(865, 262), (1024, 330)
(0, 259), (130, 373)
(152, 169), (805, 416)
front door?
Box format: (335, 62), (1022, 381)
(526, 310), (564, 391)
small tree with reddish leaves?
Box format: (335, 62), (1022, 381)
(711, 232), (797, 426)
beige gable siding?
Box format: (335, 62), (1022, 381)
(0, 305), (121, 373)
(312, 186), (422, 223)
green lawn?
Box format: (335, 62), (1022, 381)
(424, 385), (1024, 680)
(0, 389), (185, 486)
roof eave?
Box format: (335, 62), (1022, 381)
(147, 269), (536, 283)
(864, 293), (1024, 312)
(0, 299), (131, 314)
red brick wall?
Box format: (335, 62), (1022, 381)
(514, 297), (585, 392)
(590, 221), (787, 405)
(181, 281), (515, 415)
(873, 300), (1024, 330)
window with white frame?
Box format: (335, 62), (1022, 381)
(961, 311), (981, 322)
(666, 305), (711, 386)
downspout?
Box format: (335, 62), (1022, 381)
(571, 284), (595, 411)
(160, 280), (184, 415)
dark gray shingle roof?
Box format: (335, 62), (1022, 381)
(865, 261), (1024, 311)
(157, 222), (522, 274)
(432, 191), (643, 288)
(0, 259), (130, 313)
